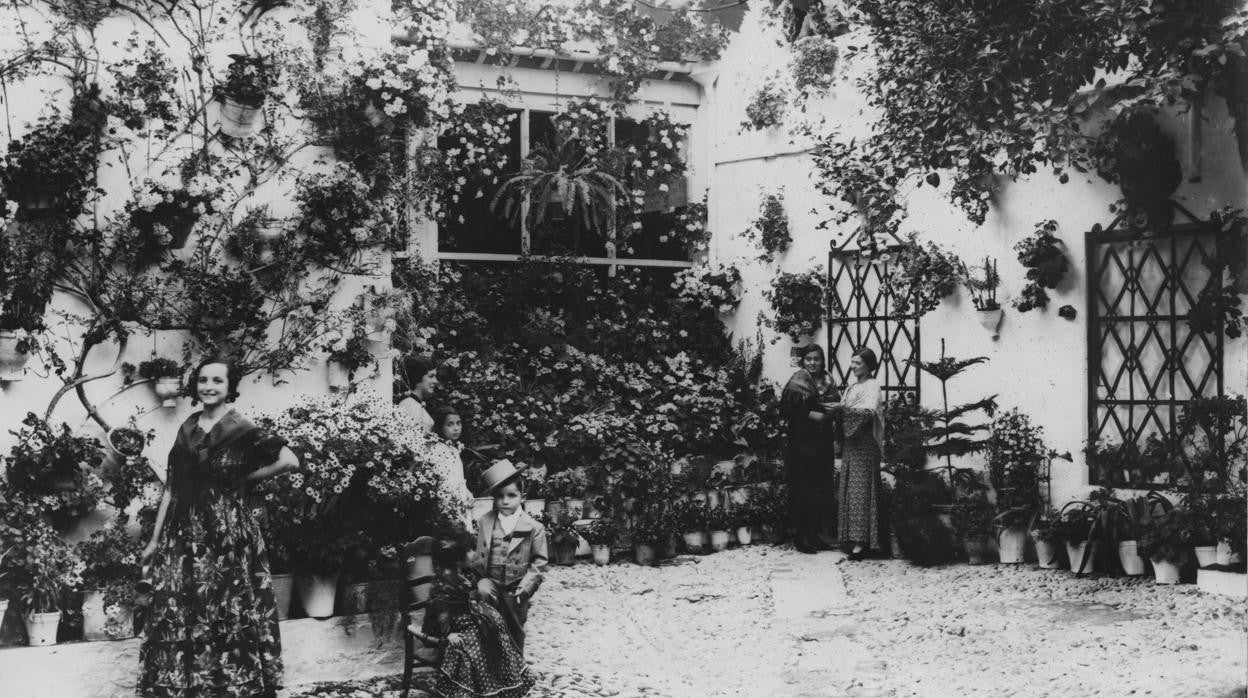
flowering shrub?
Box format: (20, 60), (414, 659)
(987, 408), (1047, 514)
(76, 519), (143, 633)
(127, 178), (222, 253)
(667, 199), (711, 252)
(672, 262), (741, 315)
(621, 109), (689, 200)
(1013, 220), (1068, 312)
(764, 269), (829, 341)
(747, 192), (791, 262)
(353, 46), (455, 124)
(741, 81), (788, 131)
(255, 394), (448, 574)
(104, 38), (179, 132)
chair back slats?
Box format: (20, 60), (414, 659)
(402, 536), (436, 614)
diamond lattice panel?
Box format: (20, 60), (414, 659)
(828, 254), (920, 400)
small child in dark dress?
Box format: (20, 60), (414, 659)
(420, 528), (534, 698)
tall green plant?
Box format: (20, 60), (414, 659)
(906, 340), (997, 496)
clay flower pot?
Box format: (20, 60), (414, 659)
(218, 96), (262, 138)
(634, 544), (656, 566)
(153, 376), (182, 407)
(976, 307), (1004, 339)
(0, 331), (31, 381)
(295, 573), (339, 618)
(591, 544), (610, 566)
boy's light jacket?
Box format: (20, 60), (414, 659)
(473, 509), (548, 597)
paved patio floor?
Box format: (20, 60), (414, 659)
(289, 545), (1248, 697)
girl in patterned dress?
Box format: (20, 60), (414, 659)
(825, 347), (885, 561)
(138, 356), (300, 697)
(419, 528), (534, 698)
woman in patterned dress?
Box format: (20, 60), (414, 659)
(419, 528), (534, 698)
(827, 347), (884, 561)
(138, 356), (299, 697)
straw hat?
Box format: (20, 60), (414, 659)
(480, 459), (523, 495)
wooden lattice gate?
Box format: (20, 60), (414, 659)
(826, 251), (921, 402)
(1085, 208), (1227, 487)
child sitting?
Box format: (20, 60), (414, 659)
(473, 460), (548, 653)
(420, 527), (534, 698)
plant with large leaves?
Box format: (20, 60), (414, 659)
(492, 137), (630, 250)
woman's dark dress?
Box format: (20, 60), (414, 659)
(780, 369), (840, 546)
(422, 573), (534, 698)
(139, 410), (285, 697)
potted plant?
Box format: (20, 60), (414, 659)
(1051, 504), (1097, 574)
(962, 257), (1003, 338)
(733, 503), (759, 546)
(128, 180), (221, 250)
(952, 499), (994, 565)
(1139, 509), (1193, 584)
(745, 192), (791, 262)
(630, 511), (671, 566)
(0, 90), (104, 211)
(138, 357), (183, 407)
(546, 515), (580, 566)
(294, 164), (391, 263)
(521, 469), (547, 517)
(1210, 490), (1247, 566)
(0, 328), (37, 381)
(3, 413), (107, 528)
(491, 135), (630, 250)
(763, 269), (829, 341)
(76, 520), (142, 640)
(323, 329), (376, 392)
(752, 485), (790, 544)
(217, 53), (275, 137)
(1029, 515), (1063, 569)
(17, 533), (81, 645)
(546, 468), (590, 520)
(987, 408), (1049, 564)
(707, 507), (732, 552)
(1013, 220), (1068, 313)
(672, 500), (710, 553)
(582, 518), (618, 566)
(888, 234), (965, 317)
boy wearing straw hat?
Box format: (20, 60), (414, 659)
(473, 459), (548, 652)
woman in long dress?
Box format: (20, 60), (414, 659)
(828, 347), (884, 561)
(138, 357), (299, 697)
(779, 344), (840, 554)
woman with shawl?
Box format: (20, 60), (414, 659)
(779, 344), (840, 554)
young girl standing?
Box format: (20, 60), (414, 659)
(431, 406), (473, 526)
(138, 356), (299, 697)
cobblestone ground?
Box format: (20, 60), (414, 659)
(289, 545), (1247, 698)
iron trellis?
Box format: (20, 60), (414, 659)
(1085, 204), (1226, 488)
(827, 250), (920, 403)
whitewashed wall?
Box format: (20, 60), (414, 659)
(0, 8), (394, 499)
(698, 6), (1248, 509)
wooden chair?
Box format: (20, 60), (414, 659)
(400, 536), (444, 698)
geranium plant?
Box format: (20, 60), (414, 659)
(740, 80), (788, 132)
(747, 192), (791, 262)
(218, 53), (277, 107)
(295, 164), (393, 261)
(792, 35), (838, 97)
(1013, 220), (1068, 312)
(3, 413), (107, 523)
(127, 178), (222, 251)
(764, 269), (829, 342)
(887, 235), (964, 317)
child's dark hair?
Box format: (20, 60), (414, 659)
(432, 405), (460, 435)
(432, 526), (476, 569)
(491, 474), (526, 496)
(188, 355), (242, 404)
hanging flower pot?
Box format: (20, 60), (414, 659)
(997, 527), (1027, 564)
(976, 307), (1004, 339)
(1118, 541), (1145, 576)
(271, 572), (294, 621)
(153, 377), (182, 407)
(326, 360), (351, 393)
(295, 573), (339, 618)
(24, 611), (61, 646)
(0, 331), (31, 381)
(107, 427), (146, 459)
(218, 96), (262, 138)
(1152, 558), (1181, 584)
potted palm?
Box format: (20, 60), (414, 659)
(582, 518), (618, 566)
(491, 136), (629, 251)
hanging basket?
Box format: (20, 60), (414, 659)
(153, 376), (182, 407)
(0, 331), (31, 381)
(218, 96), (263, 138)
